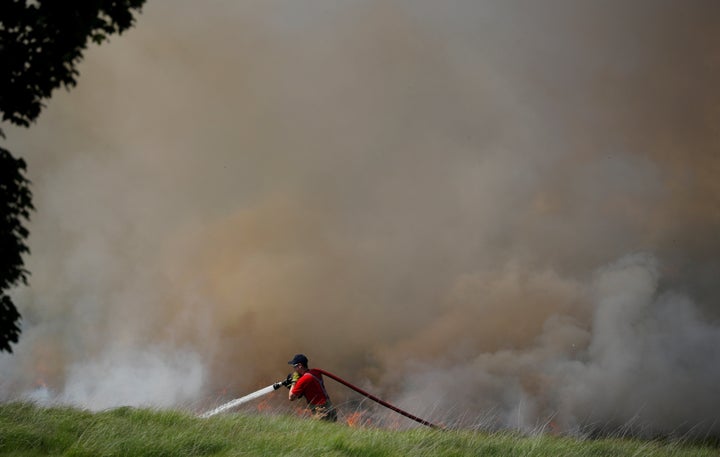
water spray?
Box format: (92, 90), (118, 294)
(199, 377), (291, 418)
(200, 370), (439, 429)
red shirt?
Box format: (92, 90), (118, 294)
(290, 369), (329, 406)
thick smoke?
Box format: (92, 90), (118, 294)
(1, 0), (719, 436)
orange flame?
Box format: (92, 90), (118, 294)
(256, 399), (271, 412)
(388, 415), (402, 430)
(346, 410), (372, 428)
(549, 420), (561, 435)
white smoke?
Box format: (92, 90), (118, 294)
(565, 254), (720, 435)
(389, 254), (720, 435)
(19, 345), (205, 411)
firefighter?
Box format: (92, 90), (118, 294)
(287, 354), (337, 422)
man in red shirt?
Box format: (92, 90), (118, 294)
(287, 354), (337, 422)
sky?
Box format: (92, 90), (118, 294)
(1, 0), (719, 435)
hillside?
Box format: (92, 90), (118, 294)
(1, 402), (717, 456)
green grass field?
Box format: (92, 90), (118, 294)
(0, 402), (717, 457)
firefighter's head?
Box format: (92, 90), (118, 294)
(288, 354), (308, 372)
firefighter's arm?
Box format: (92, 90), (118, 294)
(288, 383), (302, 401)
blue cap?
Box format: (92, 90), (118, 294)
(288, 354), (308, 366)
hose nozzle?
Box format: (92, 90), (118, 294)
(273, 373), (293, 390)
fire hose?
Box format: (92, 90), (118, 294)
(200, 368), (440, 429)
(315, 368), (439, 429)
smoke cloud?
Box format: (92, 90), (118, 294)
(1, 0), (719, 436)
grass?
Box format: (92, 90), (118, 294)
(0, 402), (718, 456)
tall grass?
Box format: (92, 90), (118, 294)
(0, 402), (717, 456)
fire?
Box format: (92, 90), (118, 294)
(388, 415), (402, 430)
(256, 399), (271, 412)
(549, 420), (561, 435)
(345, 410), (372, 428)
(346, 411), (363, 427)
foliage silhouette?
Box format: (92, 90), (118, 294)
(0, 1), (146, 352)
(0, 148), (32, 352)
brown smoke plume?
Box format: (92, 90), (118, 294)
(1, 0), (719, 436)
